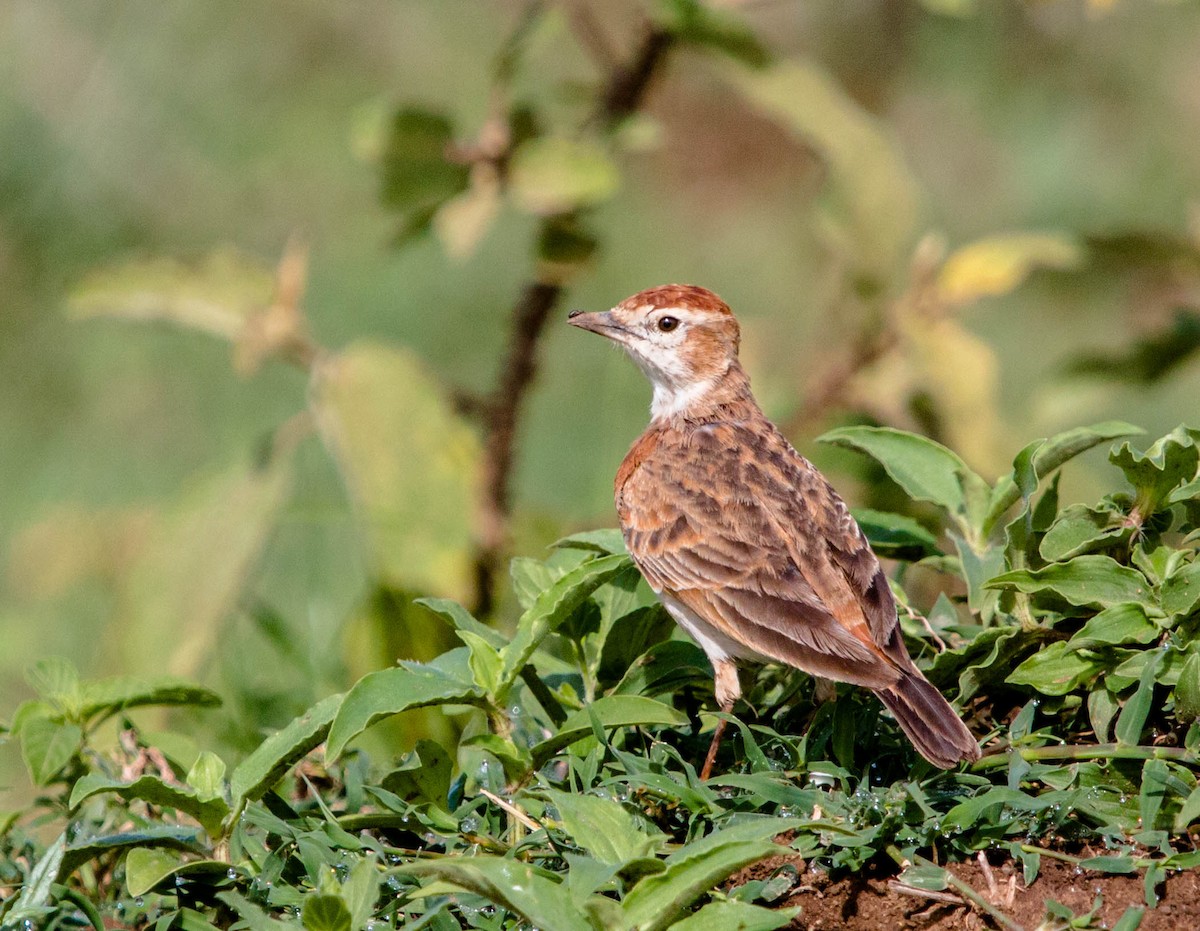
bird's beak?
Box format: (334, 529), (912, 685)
(567, 310), (627, 342)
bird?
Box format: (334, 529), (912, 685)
(568, 284), (979, 778)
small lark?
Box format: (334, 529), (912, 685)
(569, 284), (979, 778)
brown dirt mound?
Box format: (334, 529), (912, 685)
(731, 853), (1200, 929)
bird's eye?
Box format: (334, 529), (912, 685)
(657, 316), (680, 332)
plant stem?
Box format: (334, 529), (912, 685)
(470, 23), (675, 615)
(972, 742), (1200, 772)
(885, 845), (1024, 931)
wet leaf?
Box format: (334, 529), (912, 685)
(621, 833), (787, 931)
(70, 774), (229, 836)
(530, 695), (688, 767)
(402, 857), (590, 931)
(542, 788), (666, 866)
(302, 894), (352, 931)
(497, 553), (629, 701)
(230, 693), (343, 803)
(668, 899), (800, 930)
(325, 663), (484, 761)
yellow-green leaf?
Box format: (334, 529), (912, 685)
(509, 137), (620, 216)
(721, 58), (920, 280)
(312, 342), (480, 600)
(68, 250), (274, 340)
(937, 232), (1084, 305)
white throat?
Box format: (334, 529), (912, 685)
(650, 375), (717, 420)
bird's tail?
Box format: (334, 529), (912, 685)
(876, 670), (979, 769)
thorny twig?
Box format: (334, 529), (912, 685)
(470, 20), (675, 614)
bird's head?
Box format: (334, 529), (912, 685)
(568, 284), (744, 420)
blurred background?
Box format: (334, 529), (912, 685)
(3, 0), (1200, 792)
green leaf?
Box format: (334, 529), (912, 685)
(1139, 759), (1170, 831)
(542, 789), (666, 866)
(667, 899), (800, 931)
(380, 108), (469, 212)
(497, 553), (630, 702)
(186, 751), (226, 802)
(897, 863), (949, 891)
(312, 342), (480, 601)
(656, 0), (771, 69)
(509, 137), (620, 215)
(1176, 653), (1200, 723)
(553, 529), (628, 555)
(941, 787), (1050, 830)
(417, 597), (506, 648)
(383, 739), (454, 807)
(67, 249), (275, 341)
(124, 848), (229, 897)
(1173, 784), (1200, 832)
(231, 693), (342, 803)
(14, 832), (65, 913)
(851, 508), (941, 559)
(950, 536), (1006, 622)
(1039, 503), (1130, 562)
(217, 891), (295, 931)
(1066, 603), (1160, 651)
(530, 695), (688, 768)
(720, 59), (919, 280)
(1008, 641), (1101, 696)
(984, 421), (1141, 533)
(19, 716), (82, 785)
(459, 629), (504, 695)
(78, 676), (222, 723)
(613, 640), (713, 699)
(1077, 855), (1137, 874)
(818, 426), (977, 528)
(985, 556), (1151, 608)
(341, 856), (379, 931)
(1114, 650), (1163, 746)
(61, 827), (202, 876)
(620, 838), (784, 931)
(1111, 425), (1200, 514)
(325, 663), (484, 761)
(1162, 561), (1200, 618)
(26, 657), (81, 707)
(1113, 906), (1146, 931)
(403, 856), (591, 931)
(69, 774), (230, 836)
(302, 894), (352, 931)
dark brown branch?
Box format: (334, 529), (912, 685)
(470, 24), (675, 615)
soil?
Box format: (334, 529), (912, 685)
(730, 852), (1200, 930)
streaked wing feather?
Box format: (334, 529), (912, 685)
(618, 420), (905, 686)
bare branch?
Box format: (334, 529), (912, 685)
(470, 24), (675, 614)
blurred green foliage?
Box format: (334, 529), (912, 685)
(2, 0), (1200, 829)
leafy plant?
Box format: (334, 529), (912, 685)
(3, 423), (1200, 929)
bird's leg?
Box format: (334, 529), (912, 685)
(700, 659), (739, 780)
